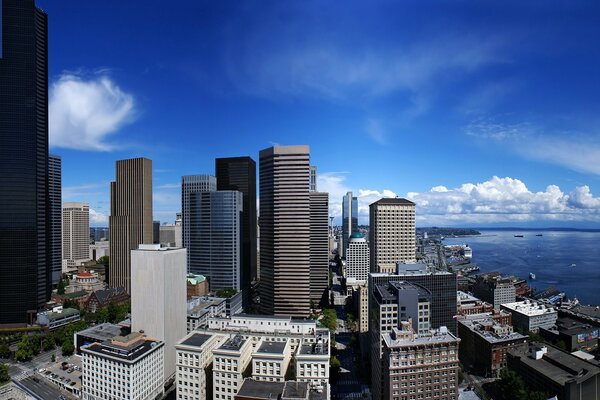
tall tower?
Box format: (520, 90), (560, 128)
(181, 175), (216, 270)
(369, 198), (416, 273)
(62, 202), (90, 269)
(109, 157), (153, 293)
(0, 0), (50, 324)
(188, 190), (243, 290)
(259, 145), (311, 317)
(310, 191), (329, 303)
(341, 192), (358, 256)
(48, 155), (62, 285)
(215, 157), (257, 307)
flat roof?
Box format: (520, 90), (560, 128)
(509, 343), (600, 385)
(219, 335), (247, 351)
(83, 339), (162, 362)
(77, 323), (122, 341)
(501, 301), (556, 317)
(282, 381), (310, 398)
(458, 317), (528, 344)
(257, 341), (287, 354)
(236, 379), (284, 399)
(370, 197), (415, 206)
(180, 333), (213, 348)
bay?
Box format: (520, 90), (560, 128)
(443, 230), (600, 306)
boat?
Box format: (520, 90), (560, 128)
(570, 263), (576, 267)
(529, 272), (536, 280)
(536, 234), (543, 237)
(514, 234), (524, 238)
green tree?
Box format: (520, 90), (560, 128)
(0, 342), (10, 359)
(497, 369), (527, 400)
(0, 364), (9, 384)
(61, 340), (74, 356)
(320, 308), (338, 331)
(42, 335), (55, 352)
(57, 277), (65, 295)
(14, 336), (33, 361)
(97, 256), (109, 265)
(51, 354), (56, 362)
(330, 356), (341, 368)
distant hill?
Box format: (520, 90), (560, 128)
(417, 227), (481, 236)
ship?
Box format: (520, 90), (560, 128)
(536, 234), (543, 237)
(514, 234), (524, 238)
(529, 272), (536, 280)
(570, 263), (576, 267)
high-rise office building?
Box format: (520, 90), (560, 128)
(310, 165), (318, 192)
(259, 145), (311, 317)
(369, 198), (416, 273)
(189, 191), (243, 290)
(62, 202), (90, 269)
(48, 155), (62, 285)
(345, 232), (370, 281)
(0, 0), (50, 324)
(131, 244), (187, 384)
(309, 192), (329, 303)
(182, 175), (216, 270)
(152, 220), (160, 244)
(109, 157), (153, 293)
(341, 192), (358, 257)
(216, 157), (257, 307)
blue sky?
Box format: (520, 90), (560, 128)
(38, 0), (600, 227)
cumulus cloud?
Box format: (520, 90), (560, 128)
(90, 208), (108, 225)
(407, 176), (600, 225)
(49, 73), (135, 151)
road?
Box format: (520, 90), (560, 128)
(18, 376), (65, 400)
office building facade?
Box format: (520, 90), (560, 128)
(369, 198), (416, 273)
(345, 232), (370, 281)
(109, 157), (153, 293)
(310, 191), (329, 303)
(0, 0), (50, 324)
(48, 155), (62, 285)
(62, 202), (90, 269)
(341, 192), (358, 256)
(188, 191), (243, 290)
(131, 245), (187, 383)
(182, 174), (216, 270)
(259, 145), (311, 317)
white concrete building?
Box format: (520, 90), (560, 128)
(295, 335), (330, 392)
(501, 300), (558, 332)
(81, 332), (164, 400)
(62, 202), (91, 270)
(252, 338), (291, 382)
(213, 335), (253, 400)
(345, 233), (370, 281)
(186, 296), (226, 332)
(131, 244), (187, 384)
(175, 332), (226, 400)
(89, 240), (109, 261)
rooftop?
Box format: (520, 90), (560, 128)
(218, 335), (247, 351)
(41, 308), (80, 321)
(383, 327), (459, 349)
(187, 274), (206, 285)
(501, 300), (556, 317)
(77, 323), (122, 341)
(370, 197), (415, 206)
(555, 317), (598, 336)
(257, 340), (287, 354)
(509, 343), (600, 385)
(179, 333), (214, 348)
(375, 281), (431, 302)
(82, 336), (163, 363)
(458, 316), (528, 344)
(236, 379), (285, 399)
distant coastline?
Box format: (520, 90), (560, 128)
(475, 227), (600, 232)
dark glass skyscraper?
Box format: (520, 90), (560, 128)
(0, 0), (50, 324)
(342, 191), (358, 252)
(216, 157), (257, 307)
(48, 155), (62, 286)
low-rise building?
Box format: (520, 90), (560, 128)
(176, 332), (226, 400)
(508, 343), (600, 400)
(89, 240), (109, 261)
(473, 273), (516, 310)
(234, 379), (328, 400)
(65, 270), (105, 293)
(81, 332), (164, 400)
(382, 324), (460, 400)
(85, 287), (130, 313)
(501, 300), (557, 332)
(187, 274), (209, 299)
(295, 335), (330, 392)
(457, 291), (494, 316)
(540, 317), (599, 352)
(187, 296), (227, 332)
(37, 306), (80, 330)
(213, 334), (253, 400)
(252, 339), (291, 382)
(457, 313), (528, 377)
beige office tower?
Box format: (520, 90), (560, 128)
(310, 191), (329, 303)
(259, 145), (311, 317)
(109, 157), (153, 293)
(369, 198), (416, 273)
(62, 202), (90, 269)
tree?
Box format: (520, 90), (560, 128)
(0, 342), (10, 359)
(57, 277), (65, 295)
(43, 335), (55, 352)
(320, 308), (338, 332)
(14, 336), (33, 361)
(61, 340), (74, 356)
(497, 369), (527, 400)
(0, 364), (9, 384)
(330, 356), (341, 368)
(51, 354), (56, 362)
(97, 256), (109, 265)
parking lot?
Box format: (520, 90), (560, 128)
(38, 356), (81, 398)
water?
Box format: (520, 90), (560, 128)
(443, 230), (600, 305)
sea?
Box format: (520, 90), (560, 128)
(443, 229), (600, 306)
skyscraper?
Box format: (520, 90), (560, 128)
(0, 0), (50, 324)
(48, 155), (62, 285)
(62, 202), (90, 269)
(341, 192), (358, 256)
(216, 157), (257, 307)
(345, 232), (370, 281)
(369, 198), (416, 273)
(310, 191), (329, 303)
(109, 157), (153, 293)
(188, 190), (243, 290)
(181, 174), (216, 270)
(259, 145), (311, 317)
(310, 165), (318, 192)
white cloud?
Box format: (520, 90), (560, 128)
(407, 176), (600, 225)
(90, 208), (108, 225)
(49, 73), (135, 151)
(466, 118), (600, 176)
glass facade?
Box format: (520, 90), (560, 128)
(0, 0), (50, 323)
(342, 192), (358, 246)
